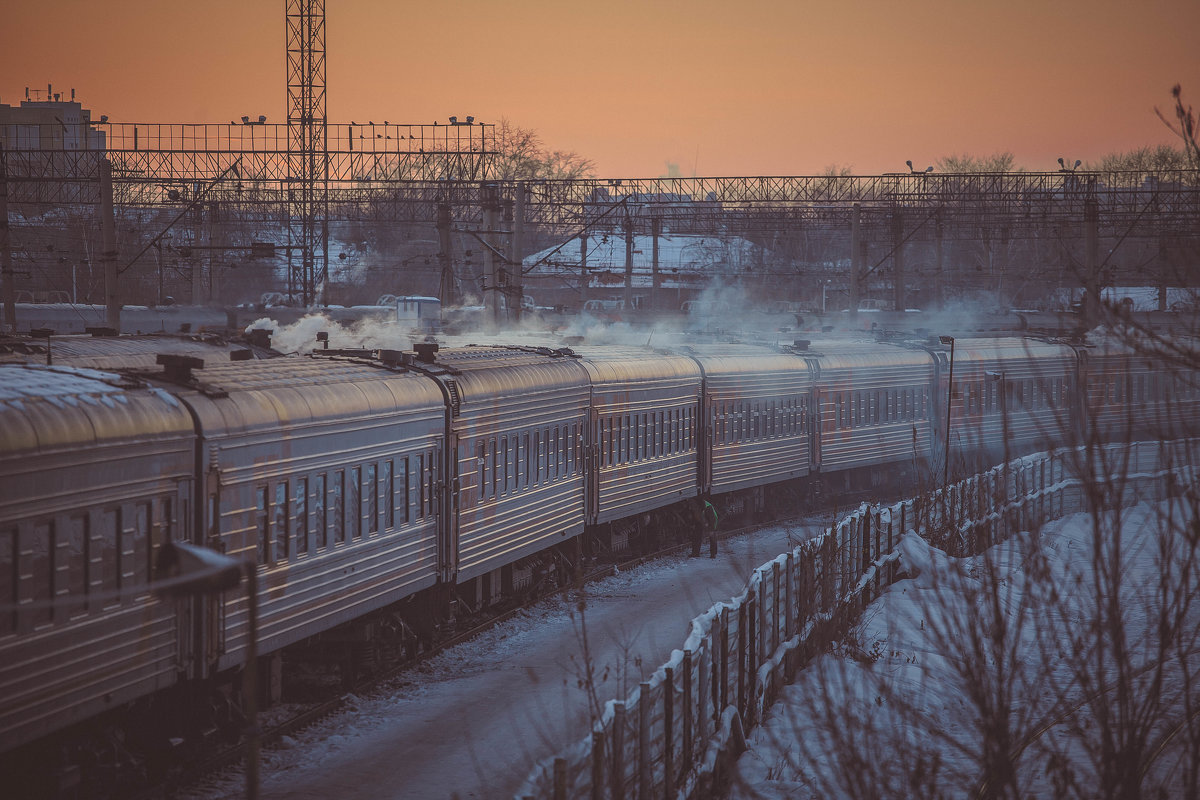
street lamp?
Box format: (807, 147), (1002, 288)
(1057, 157), (1081, 172)
(939, 335), (955, 486)
(155, 542), (259, 800)
(907, 160), (934, 174)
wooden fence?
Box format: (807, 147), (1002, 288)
(516, 439), (1198, 799)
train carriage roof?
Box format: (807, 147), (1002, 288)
(948, 337), (1078, 378)
(0, 364), (195, 454)
(0, 333), (274, 369)
(414, 345), (591, 406)
(568, 345), (702, 386)
(161, 356), (445, 436)
(806, 339), (936, 381)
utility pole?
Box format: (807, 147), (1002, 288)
(849, 202), (861, 318)
(209, 201), (222, 305)
(482, 183), (501, 326)
(623, 206), (634, 312)
(1, 144), (15, 333)
(892, 208), (905, 312)
(286, 0), (328, 306)
(1083, 190), (1099, 327)
(934, 209), (945, 308)
(191, 201), (204, 303)
(579, 232), (588, 309)
(512, 181), (526, 323)
(651, 215), (661, 313)
(436, 202), (457, 307)
(100, 158), (119, 331)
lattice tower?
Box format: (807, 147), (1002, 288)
(285, 0), (328, 305)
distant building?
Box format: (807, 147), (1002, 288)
(0, 88), (106, 203)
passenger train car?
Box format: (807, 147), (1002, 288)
(1, 328), (1195, 794)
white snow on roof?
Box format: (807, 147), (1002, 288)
(524, 233), (765, 275)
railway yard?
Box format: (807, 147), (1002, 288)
(3, 6), (1199, 798)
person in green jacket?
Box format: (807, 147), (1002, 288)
(702, 497), (719, 558)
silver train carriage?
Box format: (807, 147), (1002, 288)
(166, 357), (446, 676)
(0, 365), (197, 754)
(936, 337), (1079, 474)
(407, 345), (591, 602)
(684, 344), (814, 500)
(1080, 332), (1200, 446)
(572, 346), (703, 526)
(808, 339), (937, 484)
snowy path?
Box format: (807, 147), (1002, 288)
(183, 521), (820, 800)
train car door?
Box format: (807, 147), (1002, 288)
(586, 405), (600, 525)
(442, 430), (459, 583)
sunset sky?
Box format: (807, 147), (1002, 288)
(3, 0), (1197, 177)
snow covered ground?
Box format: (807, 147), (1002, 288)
(178, 519), (825, 800)
(731, 499), (1200, 799)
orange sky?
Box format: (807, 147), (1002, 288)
(3, 0), (1198, 176)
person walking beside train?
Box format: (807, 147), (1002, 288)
(702, 496), (719, 558)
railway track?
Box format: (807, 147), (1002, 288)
(140, 511), (825, 800)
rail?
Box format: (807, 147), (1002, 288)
(514, 438), (1200, 799)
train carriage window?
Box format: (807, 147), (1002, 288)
(256, 487), (271, 562)
(493, 438), (501, 492)
(133, 502), (150, 589)
(350, 467), (363, 540)
(575, 423), (583, 472)
(426, 451), (436, 514)
(560, 425), (567, 474)
(394, 459), (408, 524)
(477, 441), (487, 501)
(162, 496), (175, 545)
(315, 474), (328, 548)
(332, 471), (345, 543)
(295, 477), (310, 552)
(0, 527), (13, 634)
(497, 437), (506, 494)
(416, 455), (427, 518)
(367, 464), (378, 534)
(532, 431), (541, 484)
(274, 482), (290, 560)
(601, 419), (609, 468)
(514, 434), (522, 487)
(523, 432), (532, 488)
(93, 510), (116, 608)
(28, 521), (52, 627)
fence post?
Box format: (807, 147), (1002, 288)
(683, 650), (694, 774)
(772, 561), (781, 650)
(737, 599), (748, 717)
(612, 702), (626, 800)
(715, 609), (724, 710)
(591, 727), (606, 800)
(785, 553), (794, 640)
(554, 757), (566, 800)
(665, 665), (675, 798)
(638, 682), (650, 800)
(698, 643), (709, 745)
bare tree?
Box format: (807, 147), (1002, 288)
(491, 118), (596, 181)
(1156, 85), (1200, 170)
(935, 152), (1018, 173)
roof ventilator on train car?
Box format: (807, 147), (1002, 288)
(85, 326), (119, 337)
(247, 328), (273, 349)
(378, 349), (405, 368)
(157, 353), (204, 383)
(414, 342), (439, 363)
